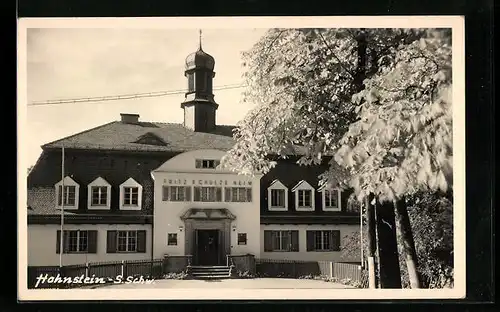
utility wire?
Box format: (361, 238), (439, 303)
(28, 83), (247, 107)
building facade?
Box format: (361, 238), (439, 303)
(27, 39), (360, 267)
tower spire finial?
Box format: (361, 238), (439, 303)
(198, 29), (202, 50)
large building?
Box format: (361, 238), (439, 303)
(27, 38), (360, 267)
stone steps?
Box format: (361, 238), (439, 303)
(190, 265), (231, 279)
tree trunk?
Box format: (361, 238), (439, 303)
(394, 197), (422, 288)
(375, 199), (402, 288)
(365, 194), (377, 288)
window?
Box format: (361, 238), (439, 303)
(195, 159), (220, 169)
(188, 73), (194, 91)
(225, 187), (252, 202)
(207, 72), (212, 91)
(123, 187), (139, 206)
(292, 180), (315, 211)
(119, 178), (143, 210)
(263, 230), (299, 252)
(58, 185), (76, 206)
(56, 230), (97, 254)
(267, 180), (288, 211)
(107, 230), (146, 253)
(163, 186), (191, 202)
(68, 230), (87, 252)
(194, 186), (222, 202)
(167, 233), (177, 246)
(91, 186), (108, 206)
(270, 189), (285, 207)
(323, 189), (342, 211)
(117, 231), (137, 252)
(238, 233), (247, 245)
(306, 230), (341, 251)
(196, 71), (207, 92)
(88, 177), (111, 209)
(298, 189), (312, 208)
(55, 175), (79, 209)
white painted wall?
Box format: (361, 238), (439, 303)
(260, 224), (360, 262)
(28, 224), (152, 266)
(152, 149), (262, 259)
(183, 106), (195, 130)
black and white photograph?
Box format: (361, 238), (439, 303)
(18, 17), (465, 301)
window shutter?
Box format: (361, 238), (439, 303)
(106, 231), (117, 253)
(225, 188), (231, 202)
(340, 190), (346, 211)
(137, 230), (147, 253)
(216, 187), (222, 202)
(56, 230), (61, 254)
(88, 230), (98, 253)
(63, 231), (69, 253)
(162, 186), (169, 201)
(246, 188), (252, 202)
(306, 231), (315, 251)
(332, 230), (341, 251)
(264, 230), (273, 252)
(291, 230), (299, 252)
(195, 159), (202, 168)
(185, 186), (192, 201)
(57, 185), (62, 206)
(194, 187), (200, 201)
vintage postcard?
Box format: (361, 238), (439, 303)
(17, 16), (465, 301)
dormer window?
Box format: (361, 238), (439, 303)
(195, 159), (220, 169)
(119, 178), (143, 211)
(88, 177), (111, 210)
(55, 176), (79, 210)
(292, 180), (315, 211)
(267, 180), (288, 211)
(321, 187), (342, 211)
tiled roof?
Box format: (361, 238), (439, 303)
(27, 187), (152, 217)
(42, 121), (237, 152)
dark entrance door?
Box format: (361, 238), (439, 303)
(195, 229), (220, 266)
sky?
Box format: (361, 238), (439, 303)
(25, 28), (269, 167)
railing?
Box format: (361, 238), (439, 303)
(256, 258), (363, 284)
(28, 258), (164, 289)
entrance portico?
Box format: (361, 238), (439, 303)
(180, 208), (236, 266)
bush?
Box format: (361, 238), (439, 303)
(237, 270), (255, 279)
(163, 272), (188, 280)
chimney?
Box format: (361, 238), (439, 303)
(120, 113), (140, 124)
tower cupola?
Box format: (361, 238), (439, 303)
(185, 34), (215, 71)
(181, 30), (218, 133)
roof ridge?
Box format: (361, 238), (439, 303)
(42, 121), (118, 149)
(150, 121), (182, 125)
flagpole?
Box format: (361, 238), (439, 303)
(360, 204), (364, 268)
(59, 145), (65, 268)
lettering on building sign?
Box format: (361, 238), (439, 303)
(163, 178), (252, 186)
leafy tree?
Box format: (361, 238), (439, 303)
(223, 28), (425, 185)
(335, 29), (452, 202)
(221, 28), (453, 288)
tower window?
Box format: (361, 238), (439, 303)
(187, 73), (194, 91)
(207, 72), (212, 92)
(196, 71), (207, 92)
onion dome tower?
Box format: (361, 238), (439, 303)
(181, 30), (219, 132)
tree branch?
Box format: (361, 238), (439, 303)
(316, 29), (357, 79)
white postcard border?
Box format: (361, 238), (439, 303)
(17, 16), (466, 301)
